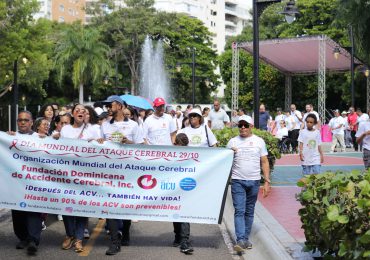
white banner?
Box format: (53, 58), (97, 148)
(0, 132), (233, 224)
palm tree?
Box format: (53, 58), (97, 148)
(54, 23), (111, 103)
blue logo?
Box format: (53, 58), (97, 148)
(179, 178), (196, 191)
(19, 202), (27, 208)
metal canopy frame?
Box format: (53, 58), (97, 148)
(231, 35), (363, 122)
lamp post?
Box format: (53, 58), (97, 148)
(252, 0), (299, 128)
(11, 57), (28, 131)
(349, 25), (355, 107)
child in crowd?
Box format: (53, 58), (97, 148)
(172, 133), (194, 254)
(297, 114), (324, 174)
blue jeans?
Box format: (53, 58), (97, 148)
(63, 215), (88, 240)
(302, 165), (321, 175)
(231, 179), (260, 242)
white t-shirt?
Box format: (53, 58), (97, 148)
(173, 116), (183, 131)
(209, 109), (230, 130)
(285, 115), (295, 131)
(60, 124), (100, 140)
(101, 119), (144, 144)
(275, 114), (286, 130)
(357, 114), (369, 126)
(178, 124), (217, 147)
(329, 116), (345, 135)
(88, 123), (102, 139)
(143, 113), (176, 145)
(227, 135), (268, 180)
(16, 131), (39, 137)
(291, 110), (302, 129)
(297, 129), (322, 165)
(276, 127), (288, 140)
(355, 121), (370, 150)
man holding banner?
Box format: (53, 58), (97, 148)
(227, 115), (271, 253)
(100, 95), (144, 255)
(7, 111), (43, 255)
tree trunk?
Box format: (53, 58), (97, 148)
(79, 83), (84, 104)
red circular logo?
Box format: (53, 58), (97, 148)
(137, 175), (157, 189)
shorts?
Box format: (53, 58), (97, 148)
(364, 149), (370, 170)
(302, 165), (321, 175)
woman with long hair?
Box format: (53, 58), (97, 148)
(59, 104), (100, 253)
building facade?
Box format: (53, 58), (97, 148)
(34, 0), (86, 23)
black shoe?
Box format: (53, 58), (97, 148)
(27, 241), (38, 255)
(180, 241), (194, 254)
(173, 237), (181, 247)
(16, 240), (28, 249)
(105, 244), (120, 255)
(121, 233), (130, 246)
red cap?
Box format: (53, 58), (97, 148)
(153, 97), (166, 107)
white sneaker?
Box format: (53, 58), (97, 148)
(57, 215), (63, 221)
(41, 221), (47, 231)
(84, 229), (90, 239)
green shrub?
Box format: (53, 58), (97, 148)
(213, 127), (281, 172)
(297, 170), (370, 259)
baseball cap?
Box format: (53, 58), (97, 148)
(188, 108), (202, 117)
(341, 111), (347, 115)
(101, 95), (126, 106)
(153, 97), (166, 107)
(238, 115), (253, 125)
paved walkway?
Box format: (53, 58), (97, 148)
(254, 151), (365, 259)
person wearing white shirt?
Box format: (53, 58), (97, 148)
(227, 115), (270, 252)
(7, 111), (43, 255)
(290, 104), (302, 152)
(97, 96), (134, 255)
(208, 100), (230, 130)
(173, 110), (183, 131)
(60, 104), (102, 254)
(341, 111), (352, 148)
(275, 120), (289, 140)
(143, 97), (176, 145)
(302, 104), (321, 130)
(328, 110), (345, 152)
(356, 108), (369, 127)
(356, 120), (370, 169)
(178, 109), (217, 147)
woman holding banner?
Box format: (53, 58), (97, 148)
(176, 108), (217, 254)
(59, 104), (101, 253)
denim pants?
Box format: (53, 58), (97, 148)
(63, 215), (88, 240)
(12, 210), (42, 244)
(302, 165), (321, 175)
(231, 179), (260, 242)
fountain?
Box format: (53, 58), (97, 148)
(139, 36), (171, 103)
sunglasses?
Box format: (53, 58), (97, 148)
(238, 122), (250, 128)
(17, 119), (30, 122)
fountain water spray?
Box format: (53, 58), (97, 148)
(139, 36), (171, 103)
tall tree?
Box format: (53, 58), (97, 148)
(54, 23), (111, 103)
(96, 0), (157, 95)
(0, 0), (53, 107)
(336, 0), (370, 63)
